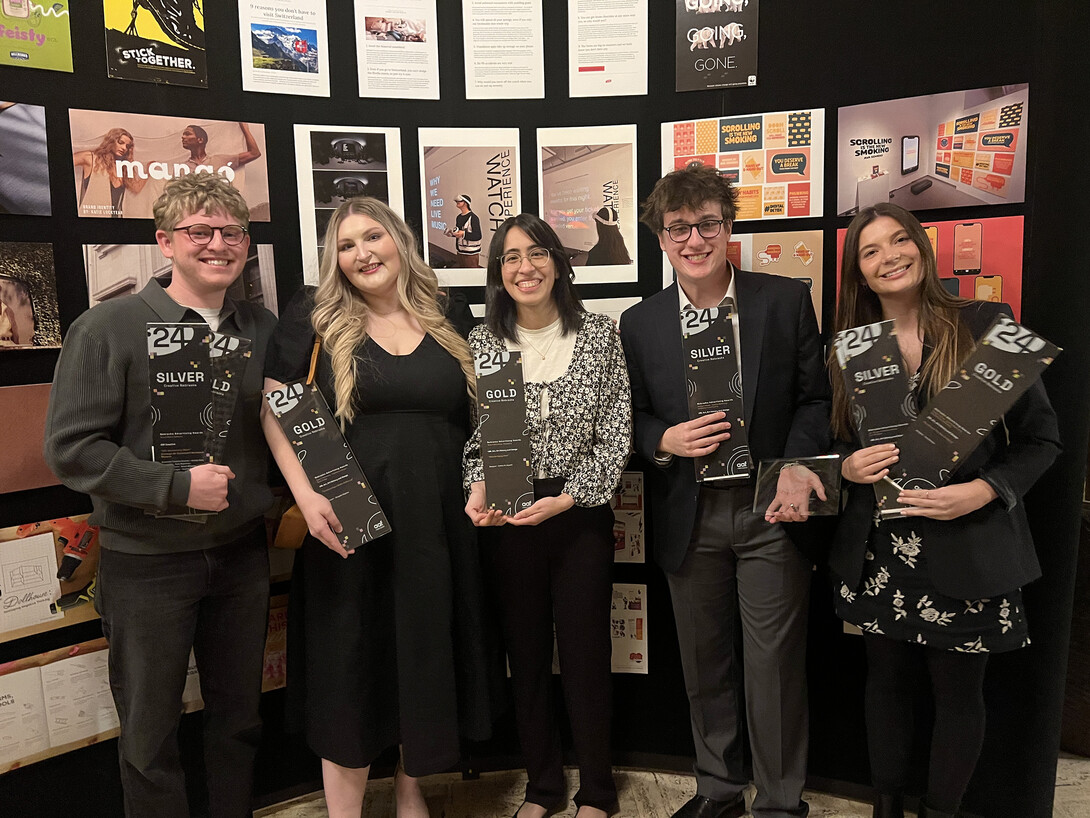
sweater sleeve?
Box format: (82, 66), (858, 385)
(44, 318), (186, 513)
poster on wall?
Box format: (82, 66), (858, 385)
(418, 127), (521, 287)
(103, 0), (205, 87)
(0, 531), (62, 634)
(537, 124), (639, 284)
(354, 0), (440, 100)
(82, 243), (279, 315)
(0, 384), (58, 493)
(239, 0), (329, 97)
(69, 110), (270, 220)
(0, 101), (50, 216)
(568, 0), (647, 98)
(462, 0), (544, 100)
(836, 84), (1028, 215)
(719, 229), (823, 328)
(0, 242), (60, 349)
(611, 583), (647, 673)
(663, 109), (825, 221)
(294, 125), (405, 285)
(610, 471), (645, 564)
(1, 0), (70, 72)
(675, 0), (758, 92)
(836, 215), (1025, 319)
(0, 516), (99, 631)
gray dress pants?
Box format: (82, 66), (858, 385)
(666, 485), (811, 818)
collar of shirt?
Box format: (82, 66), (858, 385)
(677, 263), (738, 313)
(139, 277), (240, 328)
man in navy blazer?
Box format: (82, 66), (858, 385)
(620, 164), (830, 818)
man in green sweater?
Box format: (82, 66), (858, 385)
(45, 173), (277, 818)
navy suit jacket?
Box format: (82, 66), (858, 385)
(619, 269), (831, 573)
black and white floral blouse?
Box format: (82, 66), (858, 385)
(462, 311), (632, 508)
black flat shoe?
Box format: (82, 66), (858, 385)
(671, 794), (746, 818)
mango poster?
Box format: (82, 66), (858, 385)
(0, 1), (71, 72)
(69, 110), (269, 220)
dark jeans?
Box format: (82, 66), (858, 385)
(95, 528), (270, 818)
(484, 484), (617, 812)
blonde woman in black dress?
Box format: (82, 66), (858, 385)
(262, 197), (489, 818)
(829, 203), (1060, 818)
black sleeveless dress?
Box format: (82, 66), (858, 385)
(265, 289), (492, 775)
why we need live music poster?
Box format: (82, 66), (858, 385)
(104, 0), (207, 87)
(676, 0), (758, 92)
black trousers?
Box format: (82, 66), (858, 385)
(95, 528), (269, 818)
(863, 633), (990, 813)
(484, 484), (617, 812)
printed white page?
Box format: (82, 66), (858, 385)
(239, 0), (330, 96)
(355, 0), (440, 100)
(462, 0), (545, 99)
(568, 0), (648, 97)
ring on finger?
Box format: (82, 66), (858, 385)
(789, 503), (798, 510)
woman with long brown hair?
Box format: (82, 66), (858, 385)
(829, 203), (1059, 818)
(73, 127), (148, 218)
(262, 197), (490, 817)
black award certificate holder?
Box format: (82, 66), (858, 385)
(265, 381), (392, 551)
(680, 305), (750, 482)
(473, 349), (535, 516)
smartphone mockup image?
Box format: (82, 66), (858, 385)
(975, 275), (1003, 303)
(901, 135), (920, 175)
(939, 278), (960, 297)
(953, 222), (982, 274)
(924, 226), (938, 259)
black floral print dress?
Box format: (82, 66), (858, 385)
(833, 519), (1028, 653)
(833, 372), (1029, 653)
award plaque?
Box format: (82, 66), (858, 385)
(147, 323), (212, 471)
(752, 455), (843, 516)
(473, 350), (535, 515)
(680, 305), (750, 482)
(204, 331), (253, 464)
(833, 320), (915, 446)
(885, 314), (1059, 495)
(265, 382), (391, 550)
(147, 323), (212, 522)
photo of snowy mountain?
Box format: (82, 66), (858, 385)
(250, 25), (319, 73)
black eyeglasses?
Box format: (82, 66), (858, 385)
(171, 224), (249, 246)
(663, 219), (726, 243)
(499, 248), (551, 270)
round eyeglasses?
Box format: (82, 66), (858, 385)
(663, 219), (726, 243)
(499, 248), (551, 270)
(171, 224), (249, 246)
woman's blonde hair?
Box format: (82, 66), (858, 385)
(830, 202), (974, 441)
(312, 197), (474, 426)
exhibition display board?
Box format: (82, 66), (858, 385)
(0, 3), (1086, 818)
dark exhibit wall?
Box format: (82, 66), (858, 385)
(1, 3), (1087, 818)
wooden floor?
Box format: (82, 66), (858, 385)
(258, 753), (1090, 817)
